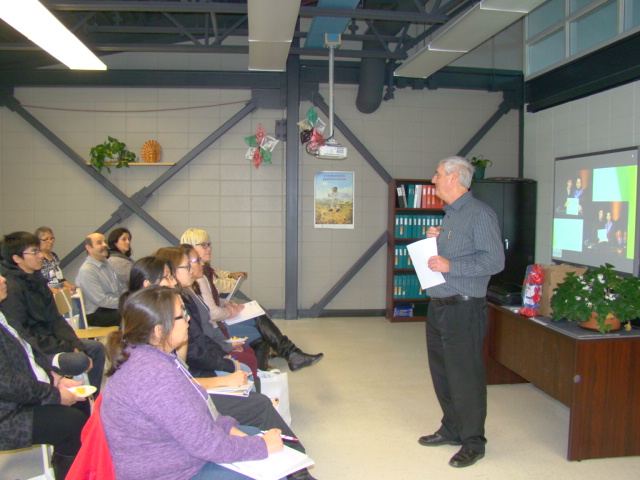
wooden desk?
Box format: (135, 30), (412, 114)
(484, 303), (640, 461)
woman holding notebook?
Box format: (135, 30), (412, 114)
(101, 285), (283, 480)
(119, 254), (310, 464)
(181, 229), (323, 373)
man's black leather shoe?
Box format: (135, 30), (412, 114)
(418, 433), (462, 447)
(288, 351), (324, 372)
(449, 447), (484, 468)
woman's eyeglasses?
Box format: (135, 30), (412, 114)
(40, 237), (55, 242)
(161, 274), (175, 281)
(189, 257), (202, 264)
(195, 242), (212, 249)
(174, 307), (190, 322)
(176, 264), (191, 272)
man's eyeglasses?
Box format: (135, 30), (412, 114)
(189, 257), (202, 264)
(195, 242), (212, 249)
(22, 249), (43, 256)
(176, 264), (191, 272)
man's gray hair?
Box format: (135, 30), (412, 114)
(438, 156), (474, 189)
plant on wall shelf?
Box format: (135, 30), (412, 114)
(89, 136), (136, 174)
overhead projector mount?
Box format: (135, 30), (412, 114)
(315, 33), (347, 160)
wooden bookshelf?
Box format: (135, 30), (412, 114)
(386, 179), (444, 322)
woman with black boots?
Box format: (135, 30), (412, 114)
(0, 274), (87, 480)
(181, 229), (323, 372)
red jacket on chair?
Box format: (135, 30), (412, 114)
(66, 394), (116, 480)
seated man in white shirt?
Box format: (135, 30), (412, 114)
(75, 233), (123, 327)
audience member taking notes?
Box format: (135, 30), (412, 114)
(120, 255), (315, 480)
(101, 285), (317, 480)
(181, 228), (323, 373)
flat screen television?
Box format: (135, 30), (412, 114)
(552, 147), (640, 276)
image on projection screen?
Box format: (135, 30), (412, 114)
(552, 148), (638, 275)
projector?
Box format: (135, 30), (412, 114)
(317, 142), (347, 160)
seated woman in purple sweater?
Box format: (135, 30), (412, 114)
(101, 286), (284, 480)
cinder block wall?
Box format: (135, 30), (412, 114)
(0, 83), (519, 312)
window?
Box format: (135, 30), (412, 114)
(528, 0), (564, 38)
(570, 0), (595, 13)
(526, 0), (637, 77)
(529, 29), (566, 74)
(624, 0), (640, 29)
(570, 1), (618, 55)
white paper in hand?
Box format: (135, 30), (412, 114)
(407, 237), (446, 289)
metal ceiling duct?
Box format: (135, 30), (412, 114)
(356, 0), (428, 114)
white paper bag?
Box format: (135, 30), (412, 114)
(257, 369), (291, 426)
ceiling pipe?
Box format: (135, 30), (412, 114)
(356, 0), (429, 114)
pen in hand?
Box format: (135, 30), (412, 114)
(260, 430), (298, 442)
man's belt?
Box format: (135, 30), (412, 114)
(430, 295), (476, 306)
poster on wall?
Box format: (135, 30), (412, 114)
(314, 171), (354, 229)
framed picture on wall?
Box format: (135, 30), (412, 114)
(314, 171), (354, 229)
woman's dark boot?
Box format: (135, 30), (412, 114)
(254, 314), (324, 372)
(52, 452), (75, 480)
(250, 338), (272, 371)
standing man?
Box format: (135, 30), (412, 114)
(76, 233), (123, 327)
(418, 156), (504, 468)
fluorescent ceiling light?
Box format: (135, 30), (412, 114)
(482, 0), (547, 12)
(395, 0), (547, 79)
(429, 4), (522, 52)
(247, 0), (299, 71)
(0, 0), (106, 70)
(395, 46), (465, 78)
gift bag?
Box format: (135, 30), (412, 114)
(518, 264), (543, 317)
(257, 369), (291, 426)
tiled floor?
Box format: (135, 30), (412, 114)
(3, 316), (640, 479)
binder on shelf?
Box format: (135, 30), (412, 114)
(397, 185), (407, 208)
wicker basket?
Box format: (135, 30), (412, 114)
(141, 140), (162, 163)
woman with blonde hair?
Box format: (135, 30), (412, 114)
(181, 228), (323, 372)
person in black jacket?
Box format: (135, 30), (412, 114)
(0, 273), (88, 480)
(0, 232), (105, 393)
